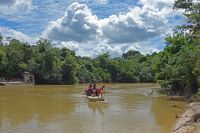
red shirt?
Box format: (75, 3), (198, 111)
(99, 88), (103, 94)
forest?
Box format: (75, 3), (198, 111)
(0, 0), (199, 97)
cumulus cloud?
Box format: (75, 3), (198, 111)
(43, 3), (100, 43)
(0, 27), (36, 44)
(0, 0), (32, 15)
(125, 42), (160, 55)
(139, 0), (174, 9)
(91, 41), (160, 57)
(100, 7), (170, 44)
(42, 1), (181, 57)
(92, 44), (123, 57)
(59, 41), (80, 51)
(44, 2), (172, 42)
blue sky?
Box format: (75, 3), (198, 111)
(0, 0), (184, 57)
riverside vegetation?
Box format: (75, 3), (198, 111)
(0, 0), (200, 98)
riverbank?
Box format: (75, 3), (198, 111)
(172, 102), (200, 133)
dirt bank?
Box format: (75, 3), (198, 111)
(172, 102), (200, 133)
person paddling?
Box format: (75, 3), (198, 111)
(92, 84), (97, 97)
(85, 83), (93, 96)
(99, 85), (105, 98)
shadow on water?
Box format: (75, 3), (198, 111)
(151, 97), (186, 133)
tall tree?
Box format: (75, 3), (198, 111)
(174, 0), (200, 37)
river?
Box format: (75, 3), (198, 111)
(0, 83), (185, 133)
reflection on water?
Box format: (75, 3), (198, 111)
(0, 84), (185, 133)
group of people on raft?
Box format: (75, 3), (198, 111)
(84, 84), (105, 98)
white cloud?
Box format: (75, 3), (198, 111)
(100, 6), (171, 44)
(125, 42), (160, 55)
(43, 2), (100, 43)
(125, 45), (140, 53)
(138, 0), (183, 19)
(0, 27), (36, 44)
(44, 2), (173, 43)
(92, 44), (123, 57)
(59, 41), (80, 51)
(139, 0), (174, 9)
(43, 2), (177, 57)
(91, 41), (160, 57)
(0, 0), (32, 15)
(193, 0), (199, 3)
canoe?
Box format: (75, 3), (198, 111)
(0, 83), (5, 86)
(86, 96), (104, 102)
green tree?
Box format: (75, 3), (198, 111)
(174, 0), (200, 36)
(0, 34), (3, 45)
(0, 47), (8, 78)
(29, 39), (62, 84)
(5, 39), (26, 78)
(61, 49), (79, 84)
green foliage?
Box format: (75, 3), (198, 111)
(0, 37), (157, 84)
(156, 34), (200, 97)
(29, 39), (62, 84)
(0, 35), (3, 45)
(153, 0), (200, 97)
(122, 50), (141, 59)
(61, 49), (79, 84)
(174, 0), (200, 37)
(0, 47), (8, 77)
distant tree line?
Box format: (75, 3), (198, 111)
(0, 0), (199, 97)
(0, 37), (157, 84)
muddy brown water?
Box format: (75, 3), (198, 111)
(0, 83), (186, 133)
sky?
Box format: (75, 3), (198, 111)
(0, 0), (185, 57)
